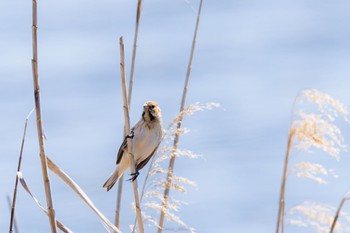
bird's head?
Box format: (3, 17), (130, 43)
(142, 101), (162, 122)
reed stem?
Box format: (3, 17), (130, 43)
(115, 179), (123, 229)
(31, 0), (57, 232)
(128, 0), (142, 105)
(329, 195), (349, 233)
(115, 1), (142, 227)
(9, 109), (34, 233)
(157, 1), (203, 232)
(119, 37), (145, 233)
(276, 130), (294, 233)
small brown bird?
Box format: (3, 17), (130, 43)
(103, 101), (163, 191)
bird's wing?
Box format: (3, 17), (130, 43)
(116, 127), (135, 164)
(116, 136), (127, 164)
(136, 141), (161, 170)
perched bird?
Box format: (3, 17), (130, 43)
(103, 101), (163, 191)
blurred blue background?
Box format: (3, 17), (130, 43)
(2, 0), (350, 232)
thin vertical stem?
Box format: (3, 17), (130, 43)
(276, 130), (294, 233)
(128, 0), (142, 105)
(115, 179), (123, 229)
(115, 1), (142, 227)
(7, 196), (20, 233)
(9, 109), (34, 233)
(157, 0), (203, 232)
(31, 0), (57, 232)
(119, 37), (145, 233)
(329, 197), (348, 233)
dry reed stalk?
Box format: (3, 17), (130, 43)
(276, 130), (294, 233)
(132, 144), (159, 233)
(7, 195), (20, 233)
(329, 193), (350, 233)
(132, 103), (218, 232)
(46, 158), (119, 233)
(17, 171), (73, 233)
(9, 109), (34, 233)
(276, 89), (348, 233)
(128, 0), (142, 103)
(157, 1), (203, 232)
(119, 36), (144, 233)
(115, 1), (142, 227)
(31, 0), (57, 232)
(115, 179), (123, 229)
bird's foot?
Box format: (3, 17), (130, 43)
(126, 131), (134, 139)
(128, 171), (140, 182)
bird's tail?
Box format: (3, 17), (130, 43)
(103, 166), (125, 191)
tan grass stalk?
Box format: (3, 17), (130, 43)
(132, 148), (159, 233)
(9, 108), (34, 233)
(329, 193), (350, 233)
(115, 1), (142, 227)
(115, 179), (123, 229)
(46, 158), (120, 233)
(276, 89), (348, 233)
(128, 0), (142, 103)
(157, 1), (203, 232)
(134, 103), (217, 232)
(119, 36), (144, 233)
(31, 0), (57, 232)
(7, 195), (20, 233)
(17, 172), (72, 233)
(276, 130), (294, 233)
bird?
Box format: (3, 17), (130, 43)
(103, 101), (163, 191)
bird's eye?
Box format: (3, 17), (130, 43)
(150, 105), (155, 109)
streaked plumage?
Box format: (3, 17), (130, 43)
(103, 101), (163, 191)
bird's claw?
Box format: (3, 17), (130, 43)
(128, 171), (139, 182)
(126, 131), (134, 139)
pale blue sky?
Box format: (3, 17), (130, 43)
(2, 1), (350, 233)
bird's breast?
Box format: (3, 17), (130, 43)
(132, 122), (162, 162)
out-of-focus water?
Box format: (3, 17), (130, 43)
(2, 1), (350, 232)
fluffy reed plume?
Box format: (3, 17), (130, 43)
(131, 102), (218, 233)
(276, 89), (348, 233)
(294, 162), (338, 184)
(139, 146), (196, 232)
(298, 89), (349, 122)
(289, 202), (350, 233)
(292, 111), (346, 160)
(169, 102), (220, 126)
